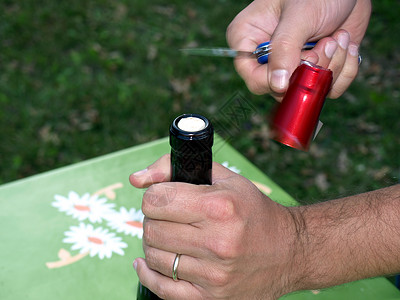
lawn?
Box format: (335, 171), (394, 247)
(0, 0), (399, 203)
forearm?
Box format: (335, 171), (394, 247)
(288, 185), (400, 291)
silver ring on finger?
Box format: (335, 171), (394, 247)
(172, 253), (181, 281)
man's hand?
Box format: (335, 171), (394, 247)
(130, 155), (400, 299)
(130, 154), (301, 299)
(226, 0), (371, 100)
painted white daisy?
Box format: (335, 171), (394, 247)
(221, 161), (241, 174)
(52, 191), (116, 223)
(63, 223), (128, 259)
(107, 207), (144, 238)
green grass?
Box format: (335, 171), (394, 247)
(0, 0), (399, 203)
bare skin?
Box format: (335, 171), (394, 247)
(131, 155), (400, 299)
(226, 0), (371, 100)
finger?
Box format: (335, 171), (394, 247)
(328, 42), (360, 99)
(234, 59), (270, 95)
(226, 3), (273, 95)
(143, 181), (236, 225)
(143, 245), (228, 291)
(129, 154), (171, 188)
(143, 245), (191, 279)
(229, 29), (271, 95)
(304, 37), (338, 69)
(142, 182), (208, 223)
(300, 49), (319, 66)
(143, 218), (205, 257)
(142, 180), (235, 224)
(134, 257), (202, 300)
(130, 156), (236, 189)
(268, 41), (324, 102)
(267, 3), (313, 94)
(327, 30), (350, 86)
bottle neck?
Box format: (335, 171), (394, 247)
(171, 148), (212, 185)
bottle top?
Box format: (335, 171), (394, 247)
(177, 116), (206, 132)
(170, 114), (214, 150)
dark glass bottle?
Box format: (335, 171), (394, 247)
(137, 113), (213, 300)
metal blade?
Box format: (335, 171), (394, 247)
(180, 48), (255, 58)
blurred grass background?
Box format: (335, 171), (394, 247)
(0, 0), (399, 203)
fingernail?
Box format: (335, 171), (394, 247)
(338, 32), (350, 49)
(348, 44), (358, 57)
(271, 69), (289, 91)
(324, 41), (338, 59)
(133, 259), (138, 271)
(133, 168), (148, 177)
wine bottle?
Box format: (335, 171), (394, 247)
(137, 113), (213, 299)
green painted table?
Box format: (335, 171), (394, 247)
(1, 136), (399, 299)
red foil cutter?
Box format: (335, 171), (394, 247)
(270, 61), (333, 151)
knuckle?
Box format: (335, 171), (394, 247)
(142, 219), (156, 246)
(142, 186), (155, 214)
(341, 65), (358, 81)
(329, 79), (351, 99)
(142, 183), (176, 211)
(246, 79), (269, 95)
(209, 269), (231, 288)
(203, 193), (236, 222)
(328, 63), (343, 79)
(271, 35), (301, 57)
(234, 64), (269, 95)
(226, 21), (235, 41)
(226, 18), (246, 47)
(153, 281), (167, 300)
(202, 193), (246, 260)
(207, 234), (242, 260)
(276, 39), (295, 53)
(144, 247), (157, 269)
(205, 269), (236, 299)
(328, 87), (342, 99)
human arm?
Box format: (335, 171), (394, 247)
(226, 0), (371, 100)
(130, 155), (400, 299)
(289, 184), (400, 290)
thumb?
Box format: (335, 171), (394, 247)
(268, 4), (313, 94)
(129, 154), (171, 188)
